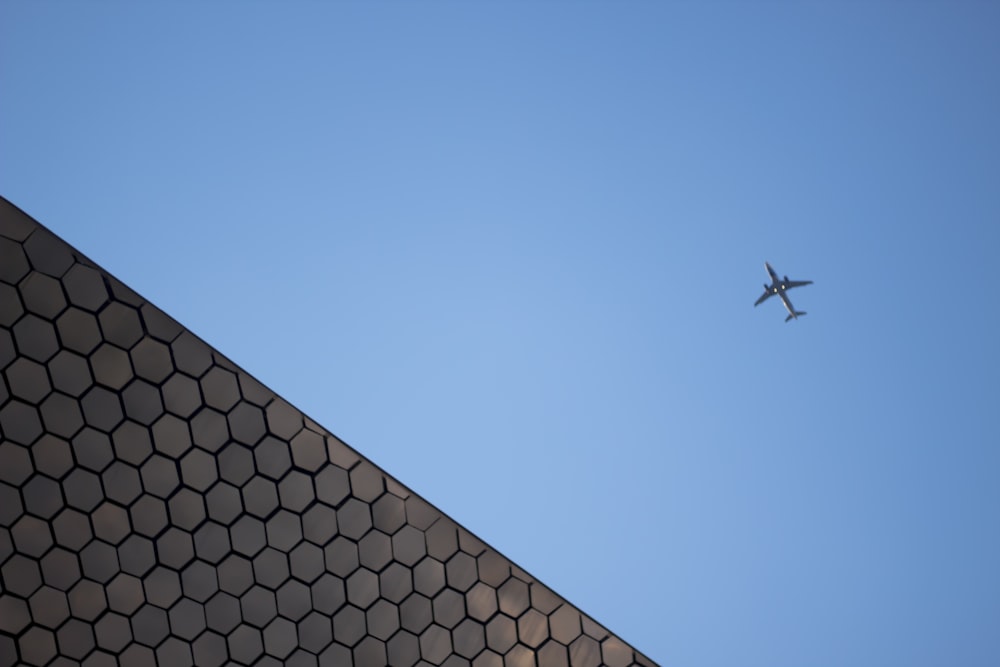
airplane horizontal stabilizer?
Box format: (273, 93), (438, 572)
(784, 311), (807, 322)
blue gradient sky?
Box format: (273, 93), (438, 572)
(3, 3), (999, 665)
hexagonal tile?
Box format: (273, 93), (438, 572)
(254, 436), (292, 480)
(315, 463), (350, 507)
(413, 557), (446, 598)
(354, 636), (388, 666)
(106, 573), (144, 615)
(252, 547), (290, 590)
(32, 433), (74, 478)
(202, 480), (240, 525)
(276, 579), (312, 621)
(168, 597), (207, 641)
(161, 373), (202, 419)
(0, 400), (43, 444)
(309, 572), (345, 616)
(446, 551), (478, 593)
(13, 314), (59, 362)
(29, 585), (70, 628)
(70, 427), (113, 472)
(62, 264), (109, 312)
(192, 630), (227, 667)
(0, 235), (30, 283)
(20, 272), (66, 318)
(140, 453), (180, 498)
(156, 636), (193, 667)
(453, 618), (487, 659)
(2, 553), (42, 597)
(466, 582), (498, 623)
(97, 302), (143, 349)
(117, 533), (156, 576)
(264, 398), (302, 440)
(346, 567), (379, 609)
(94, 611), (132, 652)
(139, 302), (183, 343)
(298, 612), (340, 659)
(371, 492), (406, 535)
(157, 527), (195, 570)
(215, 443), (252, 488)
(89, 343), (133, 390)
(52, 508), (93, 549)
(130, 603), (170, 647)
(0, 283), (24, 327)
(190, 407), (228, 453)
(39, 392), (85, 438)
(349, 462), (384, 502)
(12, 514), (53, 557)
(151, 413), (193, 458)
(40, 546), (82, 591)
(24, 228), (74, 277)
(358, 529), (392, 571)
(485, 614), (517, 654)
(569, 634), (602, 667)
(549, 605), (582, 644)
(79, 540), (118, 584)
(180, 447), (218, 491)
(336, 497), (372, 540)
(63, 468), (103, 512)
(420, 623), (452, 664)
(56, 308), (102, 354)
(129, 338), (173, 383)
(288, 541), (324, 583)
(377, 561), (413, 604)
(217, 553), (255, 596)
(167, 487), (206, 531)
(122, 379), (163, 424)
(387, 629), (421, 667)
(242, 476), (278, 518)
(193, 520), (231, 564)
(19, 625), (58, 665)
(200, 366), (241, 411)
(399, 593), (433, 634)
(80, 386), (124, 432)
(130, 494), (168, 537)
(278, 469), (315, 513)
(432, 588), (465, 629)
(330, 605), (363, 648)
(240, 585), (278, 628)
(230, 515), (266, 557)
(143, 566), (182, 608)
(498, 577), (530, 618)
(0, 441), (33, 484)
(290, 429), (327, 472)
(5, 357), (51, 403)
(204, 591), (241, 634)
(68, 579), (107, 622)
(262, 616), (297, 660)
(227, 401), (265, 446)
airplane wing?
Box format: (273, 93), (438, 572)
(785, 279), (813, 289)
(754, 290), (773, 306)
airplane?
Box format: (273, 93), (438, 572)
(754, 262), (813, 322)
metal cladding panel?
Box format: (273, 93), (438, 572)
(0, 196), (657, 667)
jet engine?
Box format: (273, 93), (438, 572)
(784, 275), (789, 283)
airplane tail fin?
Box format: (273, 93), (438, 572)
(785, 311), (807, 322)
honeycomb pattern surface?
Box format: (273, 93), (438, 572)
(0, 196), (657, 667)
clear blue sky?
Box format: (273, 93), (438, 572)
(3, 3), (999, 665)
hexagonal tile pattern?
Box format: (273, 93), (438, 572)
(0, 197), (656, 666)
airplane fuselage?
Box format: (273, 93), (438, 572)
(765, 263), (800, 319)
